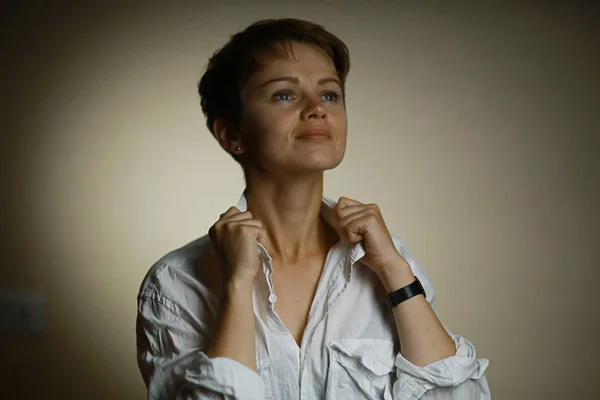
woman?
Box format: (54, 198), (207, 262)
(136, 18), (490, 399)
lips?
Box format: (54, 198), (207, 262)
(298, 134), (329, 139)
(296, 128), (331, 140)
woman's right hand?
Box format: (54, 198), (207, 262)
(208, 206), (266, 284)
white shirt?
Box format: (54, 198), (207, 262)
(136, 191), (490, 399)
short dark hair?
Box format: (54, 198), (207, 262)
(198, 18), (351, 164)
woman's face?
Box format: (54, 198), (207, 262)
(239, 41), (347, 176)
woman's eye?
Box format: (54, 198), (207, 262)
(274, 92), (293, 101)
(321, 91), (340, 102)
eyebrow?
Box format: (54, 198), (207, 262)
(258, 76), (342, 88)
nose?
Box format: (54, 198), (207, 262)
(301, 97), (327, 120)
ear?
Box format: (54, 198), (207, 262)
(213, 118), (245, 155)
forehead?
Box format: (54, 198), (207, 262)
(249, 42), (338, 83)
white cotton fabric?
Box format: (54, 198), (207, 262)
(137, 191), (490, 399)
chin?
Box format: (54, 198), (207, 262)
(298, 152), (344, 172)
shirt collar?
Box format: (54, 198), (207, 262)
(235, 190), (366, 265)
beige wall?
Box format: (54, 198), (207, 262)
(1, 2), (598, 399)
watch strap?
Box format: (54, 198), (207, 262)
(385, 276), (425, 308)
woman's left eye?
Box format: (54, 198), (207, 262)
(321, 91), (340, 102)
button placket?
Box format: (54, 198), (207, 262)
(298, 245), (358, 399)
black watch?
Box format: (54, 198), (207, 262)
(385, 276), (425, 308)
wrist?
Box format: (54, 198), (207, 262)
(226, 274), (255, 296)
(377, 257), (415, 293)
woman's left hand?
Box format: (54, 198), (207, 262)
(335, 196), (406, 273)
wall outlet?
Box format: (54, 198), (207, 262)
(0, 291), (45, 334)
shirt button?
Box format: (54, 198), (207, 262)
(269, 294), (277, 303)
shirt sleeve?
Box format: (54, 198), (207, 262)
(390, 238), (491, 400)
(136, 291), (266, 400)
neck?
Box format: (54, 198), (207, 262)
(245, 173), (338, 265)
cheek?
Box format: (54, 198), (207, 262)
(332, 110), (348, 139)
(244, 110), (294, 151)
(260, 108), (297, 136)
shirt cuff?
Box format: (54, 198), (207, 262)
(174, 352), (266, 399)
(394, 334), (489, 393)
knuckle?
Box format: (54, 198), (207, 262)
(240, 225), (253, 235)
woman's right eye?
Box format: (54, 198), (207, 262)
(273, 91), (293, 101)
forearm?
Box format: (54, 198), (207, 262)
(377, 257), (455, 367)
(206, 277), (256, 371)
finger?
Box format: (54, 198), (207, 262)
(255, 227), (266, 245)
(338, 196), (363, 207)
(222, 211), (255, 222)
(339, 208), (371, 231)
(335, 204), (366, 219)
(230, 219), (263, 229)
(235, 223), (267, 245)
(222, 220), (263, 239)
(220, 206), (242, 218)
(337, 197), (363, 210)
(339, 211), (373, 243)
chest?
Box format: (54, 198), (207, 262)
(271, 260), (325, 347)
(257, 263), (399, 400)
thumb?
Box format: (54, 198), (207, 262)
(337, 196), (361, 210)
(345, 222), (365, 243)
(336, 198), (349, 213)
(256, 227), (266, 246)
